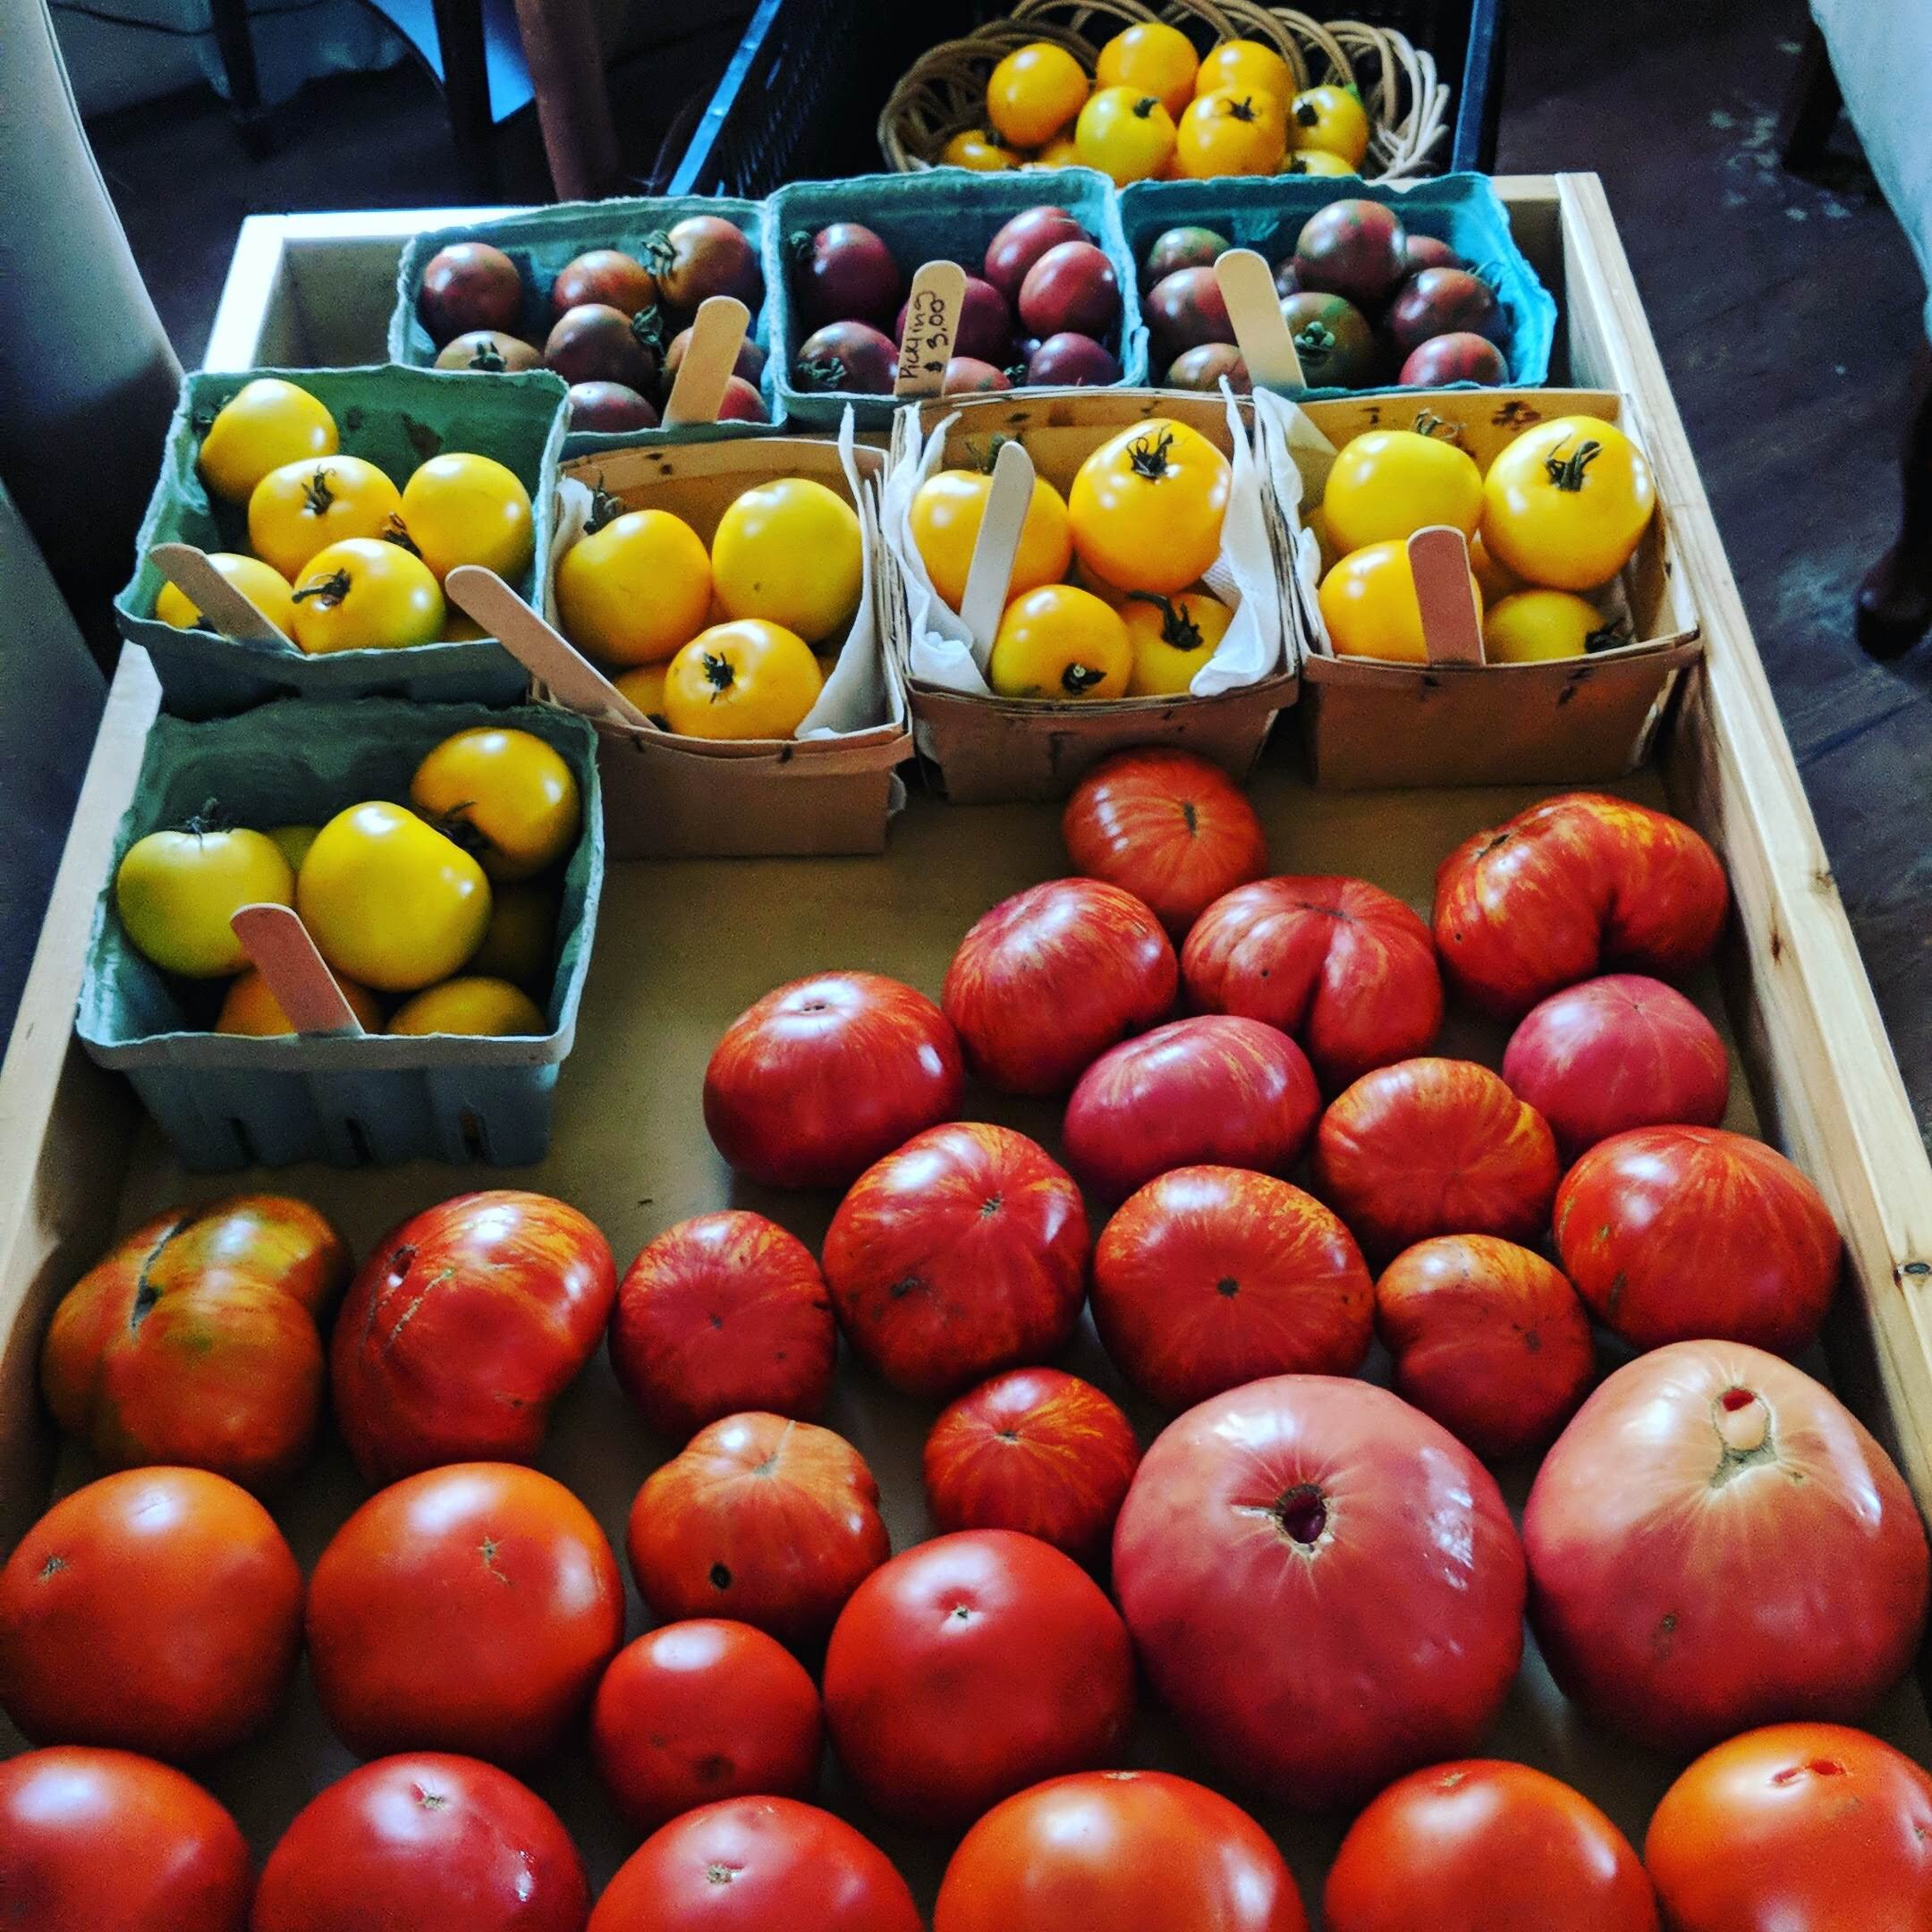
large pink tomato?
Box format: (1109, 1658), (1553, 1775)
(1182, 876), (1445, 1090)
(1554, 1124), (1841, 1354)
(1062, 1015), (1321, 1199)
(943, 878), (1177, 1096)
(1522, 1341), (1929, 1753)
(702, 972), (964, 1189)
(822, 1123), (1089, 1399)
(1114, 1375), (1526, 1809)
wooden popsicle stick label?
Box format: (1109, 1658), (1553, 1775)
(230, 903), (367, 1035)
(149, 542), (291, 647)
(1408, 525), (1486, 666)
(894, 260), (969, 400)
(1214, 248), (1306, 394)
(662, 295), (751, 428)
(958, 437), (1037, 654)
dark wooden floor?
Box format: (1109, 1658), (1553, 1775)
(89, 0), (1932, 1139)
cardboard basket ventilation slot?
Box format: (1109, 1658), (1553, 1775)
(75, 700), (602, 1171)
(1274, 386), (1703, 789)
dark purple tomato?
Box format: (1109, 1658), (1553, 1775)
(545, 301), (665, 390)
(793, 319), (899, 394)
(1145, 266), (1234, 357)
(985, 207), (1088, 303)
(794, 223), (902, 326)
(1013, 335), (1044, 365)
(1402, 233), (1465, 275)
(943, 358), (1013, 394)
(1027, 332), (1122, 386)
(664, 326), (767, 387)
(1398, 331), (1509, 386)
(648, 216), (762, 317)
(1281, 292), (1377, 387)
(434, 330), (542, 373)
(1018, 241), (1121, 339)
(895, 275), (1012, 364)
(1167, 343), (1251, 393)
(568, 381), (660, 431)
(550, 249), (657, 318)
(1388, 266), (1504, 350)
(419, 242), (522, 344)
(715, 375), (769, 420)
(1141, 225), (1230, 291)
(1292, 198), (1408, 309)
(1273, 257), (1301, 298)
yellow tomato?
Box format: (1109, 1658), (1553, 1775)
(909, 468), (1072, 610)
(264, 825), (319, 872)
(614, 664), (669, 722)
(153, 554), (297, 640)
(1069, 418), (1231, 594)
(1033, 133), (1082, 167)
(1175, 86), (1287, 177)
(198, 378), (338, 504)
(1483, 589), (1614, 664)
(296, 802), (491, 992)
(1319, 540), (1483, 664)
(665, 620), (824, 740)
(1123, 589), (1234, 695)
(711, 478), (862, 644)
(216, 966), (384, 1036)
(1284, 149), (1357, 176)
(289, 538), (445, 654)
(941, 129), (1015, 171)
(988, 584), (1131, 699)
(247, 454), (402, 581)
(387, 977), (547, 1038)
(556, 506), (710, 667)
(409, 726), (581, 883)
(1481, 414), (1657, 589)
(468, 881), (557, 987)
(397, 453), (534, 582)
(1289, 83), (1369, 166)
(441, 611), (489, 641)
(1196, 38), (1295, 104)
(1095, 21), (1198, 117)
(985, 42), (1089, 150)
(1469, 530), (1519, 604)
(1075, 86), (1176, 185)
(114, 821), (292, 979)
(1323, 428), (1483, 554)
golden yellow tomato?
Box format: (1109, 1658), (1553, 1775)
(1070, 419), (1231, 594)
(1481, 414), (1657, 589)
(1033, 133), (1082, 167)
(1284, 148), (1357, 176)
(1123, 589), (1234, 695)
(1175, 86), (1287, 177)
(1319, 540), (1483, 664)
(1323, 428), (1483, 554)
(264, 825), (319, 872)
(1288, 83), (1369, 166)
(556, 505), (710, 667)
(410, 726), (581, 883)
(114, 821), (292, 979)
(1196, 38), (1294, 104)
(441, 611), (490, 641)
(468, 881), (557, 987)
(248, 454), (402, 581)
(988, 584), (1131, 699)
(387, 977), (547, 1038)
(1468, 530), (1519, 604)
(1075, 86), (1176, 185)
(909, 468), (1073, 610)
(985, 41), (1089, 149)
(198, 379), (338, 504)
(397, 453), (534, 582)
(941, 129), (1015, 171)
(289, 538), (445, 655)
(614, 664), (669, 722)
(216, 966), (384, 1036)
(296, 802), (491, 992)
(1095, 21), (1198, 117)
(1483, 589), (1615, 664)
(153, 554), (297, 640)
(711, 478), (863, 644)
(665, 620), (824, 740)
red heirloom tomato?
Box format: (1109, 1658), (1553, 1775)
(823, 1530), (1134, 1828)
(1093, 1166), (1373, 1410)
(934, 1769), (1306, 1932)
(627, 1412), (889, 1645)
(923, 1367), (1140, 1559)
(1645, 1723), (1932, 1931)
(1554, 1124), (1841, 1354)
(0, 1747), (250, 1932)
(1314, 1057), (1560, 1262)
(1062, 1014), (1321, 1200)
(590, 1620), (824, 1832)
(943, 877), (1177, 1095)
(39, 1193), (347, 1492)
(331, 1190), (616, 1482)
(1323, 1759), (1657, 1932)
(252, 1753), (589, 1932)
(1523, 1341), (1930, 1753)
(1433, 792), (1729, 1020)
(589, 1797), (921, 1932)
(1181, 875), (1445, 1090)
(1502, 971), (1729, 1158)
(307, 1462), (624, 1764)
(1375, 1234), (1595, 1461)
(822, 1122), (1089, 1399)
(610, 1211), (835, 1441)
(1060, 748), (1268, 937)
(1113, 1375), (1526, 1809)
(702, 971), (964, 1189)
(0, 1467), (301, 1759)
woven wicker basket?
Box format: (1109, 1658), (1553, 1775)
(879, 0), (1449, 183)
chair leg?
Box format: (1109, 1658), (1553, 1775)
(207, 0), (272, 157)
(1858, 343), (1932, 661)
(1778, 24), (1842, 172)
(429, 0), (499, 198)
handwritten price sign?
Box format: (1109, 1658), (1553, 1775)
(894, 259), (968, 400)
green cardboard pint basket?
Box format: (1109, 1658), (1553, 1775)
(76, 699), (602, 1172)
